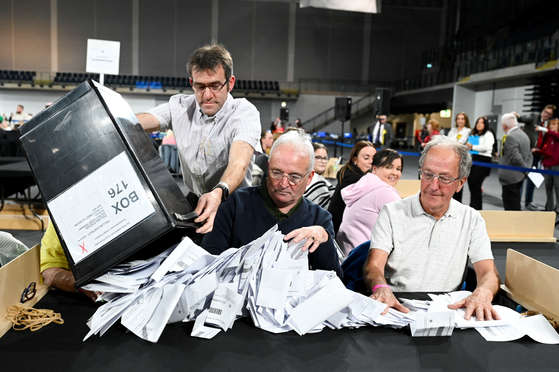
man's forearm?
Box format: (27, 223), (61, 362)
(219, 160), (248, 193)
(475, 268), (501, 298)
(135, 113), (160, 133)
(363, 264), (387, 293)
(42, 267), (77, 293)
(219, 141), (255, 193)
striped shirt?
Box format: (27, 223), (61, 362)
(149, 93), (262, 196)
(304, 173), (335, 209)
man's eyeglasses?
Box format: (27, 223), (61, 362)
(191, 80), (228, 93)
(21, 282), (36, 303)
(418, 169), (461, 185)
(315, 156), (329, 162)
(269, 169), (308, 185)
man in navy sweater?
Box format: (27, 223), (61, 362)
(201, 131), (342, 278)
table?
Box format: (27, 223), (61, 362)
(0, 160), (44, 230)
(1, 291), (557, 371)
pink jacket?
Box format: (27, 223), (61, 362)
(336, 173), (400, 256)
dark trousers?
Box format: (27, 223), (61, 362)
(468, 155), (492, 210)
(523, 156), (539, 206)
(544, 165), (559, 212)
(502, 180), (524, 210)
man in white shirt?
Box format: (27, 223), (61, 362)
(363, 135), (501, 321)
(10, 104), (29, 127)
(136, 42), (262, 234)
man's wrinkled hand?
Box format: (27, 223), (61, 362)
(283, 226), (328, 253)
(447, 287), (500, 321)
(369, 286), (410, 315)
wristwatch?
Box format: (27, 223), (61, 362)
(212, 182), (229, 202)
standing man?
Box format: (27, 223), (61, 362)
(136, 42), (262, 234)
(364, 136), (500, 321)
(499, 113), (533, 211)
(370, 114), (393, 149)
(10, 104), (29, 127)
(514, 104), (556, 210)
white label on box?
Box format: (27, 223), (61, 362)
(48, 152), (155, 264)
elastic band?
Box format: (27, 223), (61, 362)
(372, 284), (390, 293)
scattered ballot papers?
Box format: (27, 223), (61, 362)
(81, 228), (557, 344)
(83, 226), (399, 343)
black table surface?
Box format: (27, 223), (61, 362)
(1, 291), (558, 371)
(0, 160), (31, 177)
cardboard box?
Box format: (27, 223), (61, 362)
(501, 249), (559, 320)
(0, 245), (48, 338)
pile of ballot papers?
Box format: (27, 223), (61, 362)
(82, 225), (410, 342)
(81, 225), (559, 344)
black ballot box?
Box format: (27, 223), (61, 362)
(19, 79), (197, 287)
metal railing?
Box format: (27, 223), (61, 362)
(303, 92), (379, 133)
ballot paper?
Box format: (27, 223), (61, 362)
(83, 225), (412, 343)
(428, 291), (522, 328)
(476, 314), (559, 344)
(410, 311), (455, 337)
(528, 166), (545, 188)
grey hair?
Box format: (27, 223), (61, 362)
(501, 113), (518, 129)
(419, 135), (472, 178)
(270, 130), (315, 173)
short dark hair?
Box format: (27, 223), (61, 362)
(187, 41), (233, 79)
(372, 149), (404, 171)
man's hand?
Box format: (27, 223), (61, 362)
(447, 287), (501, 321)
(369, 286), (410, 315)
(42, 267), (100, 302)
(194, 188), (222, 234)
(283, 226), (328, 253)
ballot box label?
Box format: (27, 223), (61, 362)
(48, 152), (156, 264)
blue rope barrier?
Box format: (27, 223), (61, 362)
(313, 140), (559, 176)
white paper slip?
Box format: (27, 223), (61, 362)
(410, 311), (455, 337)
(191, 309), (221, 339)
(455, 305), (521, 328)
(511, 314), (559, 344)
(528, 167), (545, 188)
(286, 278), (353, 335)
(205, 284), (243, 331)
(476, 325), (526, 342)
(256, 267), (292, 310)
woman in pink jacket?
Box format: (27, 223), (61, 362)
(336, 149), (403, 256)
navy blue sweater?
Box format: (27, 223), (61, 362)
(201, 186), (342, 278)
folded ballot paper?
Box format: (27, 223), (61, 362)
(402, 291), (559, 343)
(82, 225), (408, 343)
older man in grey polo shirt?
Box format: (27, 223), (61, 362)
(363, 135), (501, 321)
(137, 42), (261, 234)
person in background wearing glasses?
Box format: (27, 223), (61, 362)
(363, 135), (501, 321)
(513, 104), (556, 211)
(201, 131), (342, 278)
(303, 143), (335, 209)
(136, 42), (261, 235)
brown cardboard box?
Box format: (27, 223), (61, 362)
(0, 244), (49, 338)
